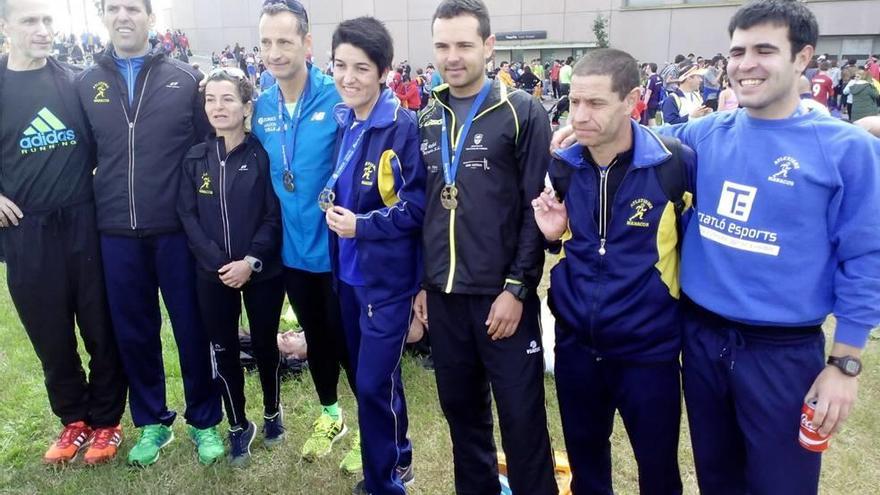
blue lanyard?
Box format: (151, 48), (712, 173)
(440, 80), (492, 185)
(277, 77), (310, 175)
(324, 116), (371, 192)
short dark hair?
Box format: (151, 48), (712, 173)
(432, 0), (492, 41)
(261, 0), (309, 39)
(648, 62), (658, 73)
(674, 54), (685, 63)
(100, 0), (154, 15)
(572, 48), (640, 101)
(331, 17), (394, 75)
(728, 0), (818, 59)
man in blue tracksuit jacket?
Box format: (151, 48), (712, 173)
(535, 49), (695, 495)
(327, 86), (426, 493)
(75, 0), (223, 465)
(658, 2), (880, 493)
(250, 1), (357, 462)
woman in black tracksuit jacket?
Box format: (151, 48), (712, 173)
(177, 69), (283, 464)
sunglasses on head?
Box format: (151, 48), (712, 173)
(263, 0), (310, 25)
(207, 67), (247, 80)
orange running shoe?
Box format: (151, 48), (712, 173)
(43, 421), (92, 464)
(84, 425), (123, 465)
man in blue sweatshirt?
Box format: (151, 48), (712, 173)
(551, 2), (879, 493)
(250, 0), (359, 468)
(657, 2), (878, 493)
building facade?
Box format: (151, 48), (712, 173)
(167, 0), (880, 68)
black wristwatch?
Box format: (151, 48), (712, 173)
(503, 282), (528, 302)
(827, 355), (862, 377)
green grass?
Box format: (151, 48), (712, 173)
(0, 263), (877, 494)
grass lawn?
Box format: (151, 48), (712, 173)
(0, 263), (877, 494)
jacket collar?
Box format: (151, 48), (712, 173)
(556, 120), (672, 170)
(431, 78), (510, 116)
(267, 62), (327, 109)
(96, 44), (165, 70)
(333, 88), (402, 130)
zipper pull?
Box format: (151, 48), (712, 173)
(128, 122), (134, 129)
(599, 238), (607, 256)
(367, 304), (373, 318)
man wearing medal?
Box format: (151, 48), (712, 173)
(250, 0), (359, 466)
(413, 1), (557, 494)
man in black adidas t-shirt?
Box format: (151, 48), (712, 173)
(0, 0), (126, 465)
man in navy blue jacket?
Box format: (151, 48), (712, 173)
(76, 0), (222, 466)
(534, 49), (695, 495)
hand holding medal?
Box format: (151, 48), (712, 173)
(325, 205), (357, 238)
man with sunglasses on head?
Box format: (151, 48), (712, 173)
(75, 0), (223, 467)
(250, 0), (360, 470)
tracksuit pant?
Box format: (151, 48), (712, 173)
(682, 298), (824, 495)
(100, 232), (221, 429)
(196, 275), (285, 429)
(338, 282), (413, 495)
(427, 291), (557, 495)
(284, 268), (357, 404)
(554, 328), (682, 495)
(1, 202), (126, 427)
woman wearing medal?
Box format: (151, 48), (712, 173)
(323, 17), (426, 495)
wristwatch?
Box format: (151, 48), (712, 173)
(827, 355), (862, 377)
(244, 255), (263, 273)
(503, 282), (528, 302)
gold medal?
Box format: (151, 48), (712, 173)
(283, 170), (295, 192)
(440, 184), (459, 210)
(318, 188), (336, 212)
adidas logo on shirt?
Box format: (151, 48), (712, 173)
(19, 107), (77, 155)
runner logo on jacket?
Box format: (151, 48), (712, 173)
(199, 172), (214, 195)
(19, 107), (77, 155)
(626, 198), (653, 227)
(361, 162), (376, 186)
(93, 81), (110, 103)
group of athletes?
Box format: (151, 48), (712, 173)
(1, 0), (878, 494)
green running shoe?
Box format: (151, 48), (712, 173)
(127, 424), (174, 467)
(301, 412), (347, 461)
(339, 430), (362, 474)
(188, 425), (225, 465)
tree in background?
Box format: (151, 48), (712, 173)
(593, 14), (609, 48)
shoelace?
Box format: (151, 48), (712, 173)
(91, 428), (118, 449)
(311, 415), (336, 438)
(195, 429), (224, 449)
(141, 426), (166, 445)
(56, 424), (87, 448)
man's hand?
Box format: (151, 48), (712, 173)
(326, 206), (357, 238)
(689, 105), (713, 119)
(532, 187), (568, 241)
(0, 195), (23, 228)
(218, 260), (252, 289)
(485, 291), (523, 341)
(414, 289), (428, 325)
(550, 125), (577, 153)
(804, 343), (861, 437)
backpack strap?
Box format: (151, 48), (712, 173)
(654, 135), (687, 216)
(654, 135), (689, 250)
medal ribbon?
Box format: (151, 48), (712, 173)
(277, 76), (311, 179)
(440, 80), (492, 186)
(322, 114), (372, 194)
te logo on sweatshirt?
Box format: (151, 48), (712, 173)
(768, 156), (799, 187)
(717, 181), (757, 222)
